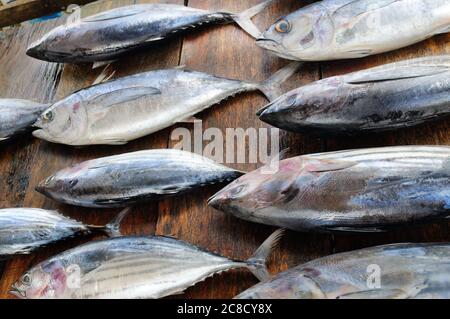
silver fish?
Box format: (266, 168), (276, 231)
(26, 1), (274, 63)
(209, 146), (450, 233)
(236, 243), (450, 299)
(36, 149), (244, 208)
(0, 208), (129, 256)
(0, 99), (48, 141)
(258, 56), (450, 134)
(10, 229), (283, 299)
(257, 0), (450, 61)
(33, 63), (299, 146)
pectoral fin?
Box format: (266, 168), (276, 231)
(337, 289), (409, 299)
(305, 159), (358, 173)
(88, 86), (161, 108)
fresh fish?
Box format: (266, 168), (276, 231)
(258, 56), (450, 134)
(36, 149), (244, 208)
(257, 0), (450, 61)
(0, 208), (129, 256)
(209, 146), (450, 233)
(26, 1), (274, 63)
(0, 99), (48, 141)
(236, 243), (450, 299)
(10, 229), (283, 299)
(32, 63), (299, 146)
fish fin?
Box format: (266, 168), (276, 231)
(305, 158), (358, 173)
(177, 116), (201, 124)
(337, 289), (409, 299)
(92, 60), (117, 70)
(246, 229), (284, 281)
(83, 7), (145, 22)
(232, 0), (274, 38)
(325, 226), (386, 233)
(88, 86), (161, 108)
(346, 64), (449, 85)
(344, 49), (373, 58)
(101, 138), (129, 145)
(66, 4), (81, 25)
(258, 62), (303, 101)
(104, 207), (132, 237)
(332, 0), (400, 18)
(92, 64), (116, 85)
(436, 25), (450, 35)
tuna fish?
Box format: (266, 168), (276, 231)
(36, 149), (244, 208)
(236, 243), (450, 299)
(0, 208), (129, 256)
(26, 1), (274, 63)
(10, 229), (283, 299)
(257, 0), (450, 61)
(258, 56), (450, 134)
(0, 99), (48, 141)
(208, 146), (450, 233)
(32, 63), (299, 146)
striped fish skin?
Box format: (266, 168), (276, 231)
(0, 99), (48, 141)
(257, 0), (450, 61)
(26, 2), (272, 63)
(209, 146), (450, 233)
(236, 243), (450, 299)
(36, 149), (244, 208)
(11, 231), (282, 299)
(0, 208), (87, 256)
(258, 56), (450, 134)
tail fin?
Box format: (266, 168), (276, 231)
(88, 207), (132, 238)
(246, 229), (285, 281)
(232, 0), (274, 38)
(258, 62), (303, 101)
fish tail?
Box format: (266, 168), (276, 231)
(257, 62), (303, 101)
(245, 229), (285, 281)
(87, 207), (132, 237)
(232, 0), (275, 39)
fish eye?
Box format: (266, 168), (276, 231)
(230, 185), (246, 198)
(42, 111), (54, 122)
(22, 274), (31, 285)
(275, 19), (291, 33)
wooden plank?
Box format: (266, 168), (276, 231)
(155, 0), (333, 299)
(0, 16), (64, 292)
(0, 0), (95, 28)
(320, 35), (450, 253)
(0, 0), (184, 298)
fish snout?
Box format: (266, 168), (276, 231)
(35, 175), (57, 196)
(9, 283), (26, 299)
(26, 41), (45, 60)
(256, 37), (280, 51)
(207, 191), (231, 211)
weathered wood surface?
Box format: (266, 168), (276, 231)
(0, 0), (96, 28)
(0, 0), (449, 299)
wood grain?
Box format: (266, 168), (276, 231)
(0, 0), (449, 299)
(0, 0), (96, 28)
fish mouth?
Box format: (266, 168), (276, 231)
(256, 100), (275, 117)
(9, 284), (26, 299)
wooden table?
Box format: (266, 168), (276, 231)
(0, 0), (449, 299)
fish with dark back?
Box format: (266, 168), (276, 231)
(209, 146), (450, 233)
(258, 56), (450, 134)
(26, 1), (275, 63)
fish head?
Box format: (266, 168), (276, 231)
(258, 79), (342, 130)
(11, 260), (77, 299)
(35, 160), (90, 205)
(33, 98), (87, 145)
(236, 271), (325, 299)
(208, 158), (302, 220)
(26, 26), (75, 63)
(257, 4), (333, 61)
